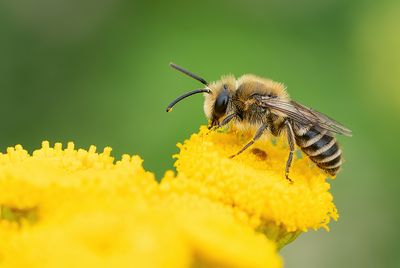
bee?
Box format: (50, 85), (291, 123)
(166, 63), (352, 181)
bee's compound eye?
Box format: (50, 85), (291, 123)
(214, 89), (229, 118)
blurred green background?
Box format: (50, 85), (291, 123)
(1, 0), (399, 267)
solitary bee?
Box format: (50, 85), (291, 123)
(166, 63), (352, 181)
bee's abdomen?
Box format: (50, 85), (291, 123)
(294, 126), (342, 176)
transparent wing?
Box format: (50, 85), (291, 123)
(258, 96), (352, 136)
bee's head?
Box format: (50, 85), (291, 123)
(166, 63), (235, 127)
(203, 76), (236, 127)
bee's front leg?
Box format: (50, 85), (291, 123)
(209, 113), (236, 130)
(219, 113), (237, 128)
(229, 123), (268, 158)
(208, 119), (219, 130)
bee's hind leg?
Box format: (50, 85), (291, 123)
(229, 123), (268, 158)
(284, 120), (295, 183)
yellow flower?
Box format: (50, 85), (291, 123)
(0, 141), (282, 268)
(170, 126), (338, 247)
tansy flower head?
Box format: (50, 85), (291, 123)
(170, 126), (338, 247)
(0, 141), (158, 218)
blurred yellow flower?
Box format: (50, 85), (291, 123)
(0, 141), (281, 268)
(170, 126), (338, 247)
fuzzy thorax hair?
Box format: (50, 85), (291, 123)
(204, 74), (289, 119)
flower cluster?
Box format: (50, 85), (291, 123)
(0, 126), (338, 267)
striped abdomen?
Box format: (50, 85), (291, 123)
(294, 125), (342, 176)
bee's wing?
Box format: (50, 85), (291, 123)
(290, 100), (352, 136)
(258, 96), (352, 136)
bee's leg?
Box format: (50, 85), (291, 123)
(208, 119), (219, 130)
(230, 123), (268, 158)
(209, 114), (236, 130)
(219, 113), (236, 127)
(284, 120), (295, 183)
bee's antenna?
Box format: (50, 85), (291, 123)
(166, 88), (211, 112)
(170, 63), (208, 85)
